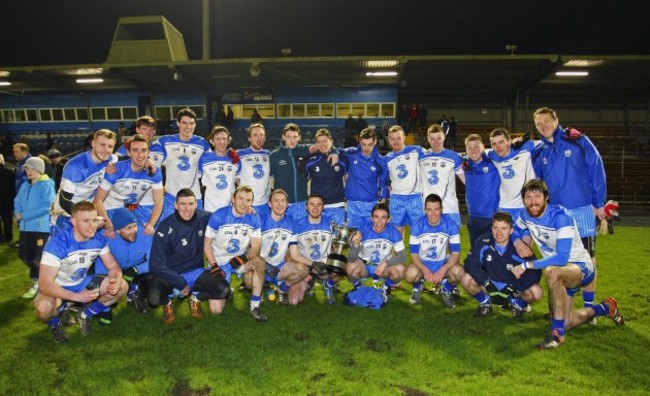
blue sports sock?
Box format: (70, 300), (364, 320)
(583, 291), (595, 308)
(48, 316), (61, 327)
(441, 279), (454, 293)
(325, 279), (336, 289)
(473, 292), (490, 306)
(277, 281), (289, 293)
(384, 279), (396, 288)
(509, 297), (528, 308)
(413, 279), (424, 291)
(81, 301), (107, 319)
(551, 318), (565, 337)
(592, 302), (607, 317)
(351, 279), (362, 289)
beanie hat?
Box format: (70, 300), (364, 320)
(24, 157), (45, 174)
(111, 208), (138, 230)
(47, 149), (62, 159)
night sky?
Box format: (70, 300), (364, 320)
(1, 0), (649, 67)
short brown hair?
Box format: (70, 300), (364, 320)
(464, 133), (483, 145)
(315, 128), (332, 140)
(209, 126), (231, 141)
(283, 123), (301, 134)
(387, 125), (404, 135)
(533, 107), (558, 120)
(359, 128), (376, 141)
(492, 211), (513, 227)
(489, 127), (510, 140)
(247, 123), (265, 137)
(125, 134), (149, 150)
(427, 124), (445, 135)
(94, 129), (118, 142)
(71, 201), (96, 216)
(135, 115), (156, 129)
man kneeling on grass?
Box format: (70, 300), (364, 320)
(34, 201), (127, 343)
(460, 211), (543, 320)
(512, 179), (624, 350)
(147, 189), (230, 324)
(203, 185), (268, 322)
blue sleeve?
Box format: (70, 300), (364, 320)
(580, 136), (607, 207)
(533, 238), (572, 269)
(377, 156), (390, 199)
(149, 227), (187, 290)
(464, 243), (489, 285)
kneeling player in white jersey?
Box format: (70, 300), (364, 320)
(261, 189), (328, 306)
(291, 194), (337, 304)
(405, 194), (465, 308)
(34, 201), (127, 343)
(204, 185), (268, 321)
(512, 179), (624, 350)
(346, 203), (406, 302)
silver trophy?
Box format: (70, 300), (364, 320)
(325, 221), (357, 276)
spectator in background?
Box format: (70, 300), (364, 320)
(117, 122), (128, 145)
(0, 154), (16, 244)
(398, 105), (409, 131)
(39, 154), (56, 182)
(14, 156), (55, 299)
(418, 104), (428, 127)
(47, 149), (65, 198)
(251, 109), (263, 124)
(12, 142), (31, 192)
(408, 105), (419, 134)
(215, 105), (227, 126)
(225, 106), (234, 129)
(344, 114), (357, 147)
(355, 114), (368, 137)
(447, 116), (458, 149)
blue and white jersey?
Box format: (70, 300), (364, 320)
(205, 206), (261, 265)
(384, 145), (424, 196)
(488, 140), (538, 210)
(40, 227), (110, 287)
(116, 139), (165, 168)
(294, 216), (333, 262)
(260, 213), (296, 267)
(237, 148), (271, 206)
(356, 220), (405, 264)
(409, 215), (461, 267)
(199, 151), (239, 212)
(464, 154), (500, 219)
(418, 149), (464, 214)
(158, 134), (209, 197)
(514, 204), (592, 268)
(53, 151), (118, 216)
(99, 159), (163, 210)
(339, 145), (389, 202)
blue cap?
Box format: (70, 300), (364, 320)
(111, 208), (138, 230)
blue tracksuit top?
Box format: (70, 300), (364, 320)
(464, 232), (540, 291)
(149, 210), (211, 290)
(339, 145), (389, 201)
(533, 125), (607, 209)
(464, 153), (500, 219)
(306, 152), (347, 205)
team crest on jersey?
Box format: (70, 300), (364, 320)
(198, 230), (203, 237)
(405, 155), (411, 160)
(564, 150), (572, 157)
(140, 184), (148, 191)
(542, 158), (548, 165)
(440, 162), (446, 168)
(354, 160), (358, 165)
(242, 229), (248, 237)
(482, 166), (489, 173)
(334, 165), (340, 172)
(191, 148), (197, 155)
(514, 155), (520, 161)
(321, 234), (327, 242)
(370, 165), (376, 171)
